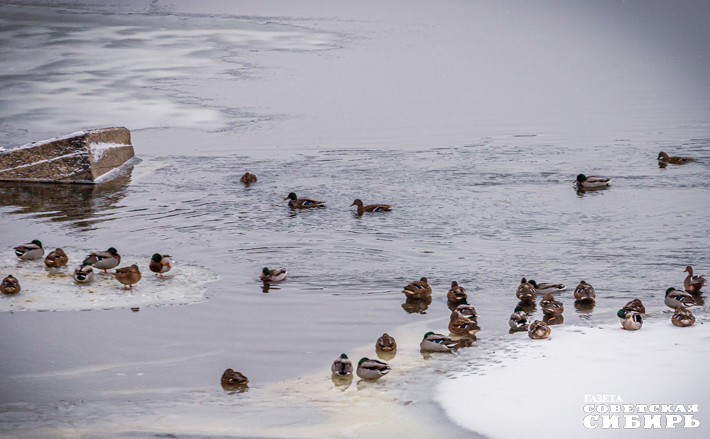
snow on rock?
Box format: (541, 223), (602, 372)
(89, 142), (131, 163)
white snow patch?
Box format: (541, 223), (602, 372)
(0, 249), (218, 312)
(89, 142), (130, 163)
(93, 156), (140, 183)
(436, 321), (710, 439)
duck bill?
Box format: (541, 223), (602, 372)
(283, 197), (289, 200)
(573, 179), (578, 184)
(350, 202), (356, 206)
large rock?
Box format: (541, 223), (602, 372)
(0, 127), (135, 183)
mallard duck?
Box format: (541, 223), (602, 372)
(113, 264), (142, 288)
(350, 199), (392, 215)
(573, 280), (596, 302)
(260, 267), (287, 282)
(331, 353), (353, 376)
(420, 332), (458, 352)
(574, 174), (611, 188)
(44, 248), (68, 268)
(683, 266), (706, 294)
(376, 333), (397, 352)
(14, 240), (44, 260)
(623, 298), (645, 314)
(509, 306), (528, 330)
(528, 280), (565, 294)
(149, 254), (173, 277)
(516, 277), (537, 303)
(84, 247), (121, 272)
(448, 312), (480, 336)
(617, 309), (643, 330)
(221, 368), (249, 386)
(446, 281), (467, 303)
(540, 293), (564, 316)
(452, 301), (477, 320)
(671, 308), (696, 327)
(356, 357), (390, 380)
(665, 287), (695, 309)
(402, 277), (432, 299)
(284, 192), (325, 209)
(240, 172), (257, 184)
(658, 151), (692, 165)
(528, 320), (551, 339)
(1, 275), (21, 295)
(73, 262), (95, 284)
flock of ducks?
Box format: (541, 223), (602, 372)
(0, 240), (174, 295)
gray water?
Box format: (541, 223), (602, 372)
(1, 1), (709, 437)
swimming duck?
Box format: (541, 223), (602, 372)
(84, 248), (121, 272)
(1, 275), (21, 295)
(44, 248), (68, 268)
(528, 320), (551, 339)
(448, 313), (480, 336)
(516, 278), (537, 303)
(683, 266), (706, 294)
(113, 264), (142, 288)
(284, 192), (325, 209)
(149, 254), (173, 277)
(671, 308), (696, 327)
(574, 174), (611, 188)
(402, 277), (432, 299)
(658, 152), (692, 165)
(331, 354), (353, 376)
(623, 298), (645, 314)
(452, 301), (477, 320)
(240, 172), (257, 184)
(528, 280), (565, 294)
(350, 199), (392, 215)
(509, 306), (528, 330)
(221, 368), (249, 386)
(260, 267), (287, 282)
(573, 280), (596, 302)
(540, 293), (564, 316)
(420, 332), (458, 352)
(376, 333), (397, 352)
(14, 240), (44, 260)
(665, 287), (695, 309)
(73, 262), (95, 284)
(446, 281), (467, 303)
(356, 357), (390, 380)
(618, 309), (643, 330)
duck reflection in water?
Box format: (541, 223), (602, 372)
(543, 314), (564, 326)
(574, 300), (595, 314)
(402, 296), (432, 314)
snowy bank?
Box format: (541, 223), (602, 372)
(437, 320), (710, 438)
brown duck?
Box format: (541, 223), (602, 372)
(540, 293), (564, 316)
(528, 320), (551, 339)
(516, 278), (537, 303)
(221, 368), (249, 387)
(684, 266), (706, 294)
(448, 311), (480, 336)
(113, 264), (142, 288)
(671, 308), (696, 327)
(44, 248), (69, 268)
(284, 192), (325, 208)
(573, 280), (596, 302)
(376, 333), (397, 351)
(240, 172), (257, 184)
(350, 199), (392, 215)
(1, 275), (21, 295)
(446, 281), (467, 303)
(623, 298), (645, 314)
(658, 151), (693, 165)
(402, 277), (432, 299)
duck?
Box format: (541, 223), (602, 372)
(44, 248), (68, 268)
(149, 254), (173, 277)
(528, 320), (551, 339)
(419, 332), (458, 352)
(84, 247), (121, 272)
(446, 281), (467, 304)
(240, 172), (257, 184)
(509, 306), (528, 330)
(664, 287), (695, 309)
(402, 277), (432, 299)
(574, 174), (611, 188)
(350, 199), (392, 215)
(284, 192), (325, 209)
(671, 308), (696, 327)
(516, 277), (537, 303)
(683, 266), (706, 294)
(14, 240), (44, 260)
(376, 333), (397, 352)
(448, 312), (480, 336)
(221, 368), (249, 386)
(113, 264), (142, 288)
(73, 262), (95, 284)
(623, 298), (645, 314)
(356, 357), (390, 380)
(528, 280), (565, 294)
(573, 280), (596, 302)
(658, 151), (692, 165)
(618, 309), (643, 330)
(1, 275), (21, 295)
(260, 267), (287, 282)
(540, 293), (564, 316)
(331, 354), (353, 376)
(452, 301), (477, 320)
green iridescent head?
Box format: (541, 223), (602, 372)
(576, 174), (587, 183)
(529, 280), (537, 287)
(358, 357), (369, 365)
(31, 239), (42, 248)
(423, 331), (435, 338)
(514, 306), (523, 312)
(152, 254), (162, 262)
(665, 287), (675, 296)
(617, 309), (626, 318)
